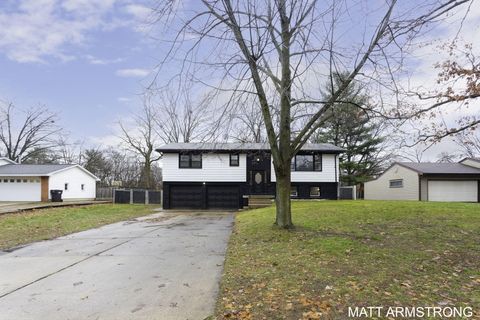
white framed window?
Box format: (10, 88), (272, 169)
(64, 183), (69, 191)
(81, 184), (85, 191)
(310, 186), (321, 197)
(290, 186), (298, 197)
(389, 179), (403, 188)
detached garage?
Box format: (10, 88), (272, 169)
(365, 159), (480, 202)
(0, 157), (99, 202)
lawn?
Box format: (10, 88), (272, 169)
(216, 201), (480, 319)
(0, 204), (159, 250)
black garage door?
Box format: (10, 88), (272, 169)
(207, 186), (239, 209)
(170, 185), (203, 209)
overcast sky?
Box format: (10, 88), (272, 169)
(0, 0), (158, 146)
(0, 0), (478, 161)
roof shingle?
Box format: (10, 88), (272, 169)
(0, 164), (75, 176)
(156, 142), (344, 153)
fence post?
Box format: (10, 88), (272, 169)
(145, 190), (149, 205)
(130, 189), (133, 204)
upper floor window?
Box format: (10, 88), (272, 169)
(64, 183), (69, 191)
(291, 154), (322, 171)
(230, 154), (239, 166)
(179, 153), (202, 168)
(389, 179), (403, 188)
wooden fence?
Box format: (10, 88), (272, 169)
(96, 187), (115, 200)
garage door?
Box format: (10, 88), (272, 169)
(207, 186), (239, 209)
(0, 179), (41, 201)
(170, 185), (203, 209)
(428, 180), (478, 202)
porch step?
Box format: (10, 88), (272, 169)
(247, 195), (274, 209)
(248, 203), (272, 209)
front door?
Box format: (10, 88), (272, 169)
(252, 170), (265, 194)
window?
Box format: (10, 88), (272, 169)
(179, 153), (202, 168)
(23, 179), (28, 183)
(191, 154), (202, 168)
(64, 183), (69, 191)
(314, 154), (322, 171)
(290, 186), (298, 197)
(81, 184), (85, 191)
(389, 179), (403, 188)
(295, 155), (314, 171)
(4, 179), (8, 183)
(230, 154), (239, 166)
(10, 179), (14, 183)
(292, 154), (322, 171)
(179, 154), (190, 168)
(310, 187), (321, 197)
(16, 179), (21, 183)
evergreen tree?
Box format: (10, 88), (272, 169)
(313, 73), (387, 186)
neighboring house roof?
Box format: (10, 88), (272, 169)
(0, 164), (100, 180)
(156, 142), (344, 153)
(397, 162), (480, 175)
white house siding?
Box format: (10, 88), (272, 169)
(0, 177), (41, 201)
(162, 153), (247, 182)
(364, 164), (419, 200)
(49, 167), (97, 200)
(271, 154), (338, 182)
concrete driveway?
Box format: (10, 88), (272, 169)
(0, 211), (234, 320)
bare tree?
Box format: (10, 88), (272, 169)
(151, 86), (211, 143)
(153, 0), (470, 228)
(0, 101), (60, 162)
(119, 99), (161, 189)
(454, 130), (480, 158)
(228, 95), (266, 143)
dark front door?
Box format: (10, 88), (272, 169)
(252, 170), (265, 194)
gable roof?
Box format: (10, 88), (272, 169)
(0, 164), (100, 180)
(396, 162), (480, 175)
(156, 142), (344, 153)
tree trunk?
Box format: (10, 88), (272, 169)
(275, 164), (293, 228)
(143, 160), (151, 189)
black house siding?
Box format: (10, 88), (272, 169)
(163, 181), (338, 209)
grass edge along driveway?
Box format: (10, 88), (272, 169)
(216, 200), (480, 319)
(0, 204), (159, 250)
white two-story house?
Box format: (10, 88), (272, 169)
(156, 143), (343, 209)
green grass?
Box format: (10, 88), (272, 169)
(216, 201), (480, 319)
(0, 204), (159, 250)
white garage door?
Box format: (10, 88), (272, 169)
(0, 178), (42, 201)
(428, 180), (478, 202)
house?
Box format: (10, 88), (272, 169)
(364, 158), (480, 202)
(0, 157), (99, 202)
(156, 142), (343, 210)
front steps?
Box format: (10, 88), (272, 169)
(245, 195), (274, 209)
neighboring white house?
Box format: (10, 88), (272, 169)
(364, 158), (480, 202)
(157, 142), (343, 209)
(0, 157), (99, 202)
